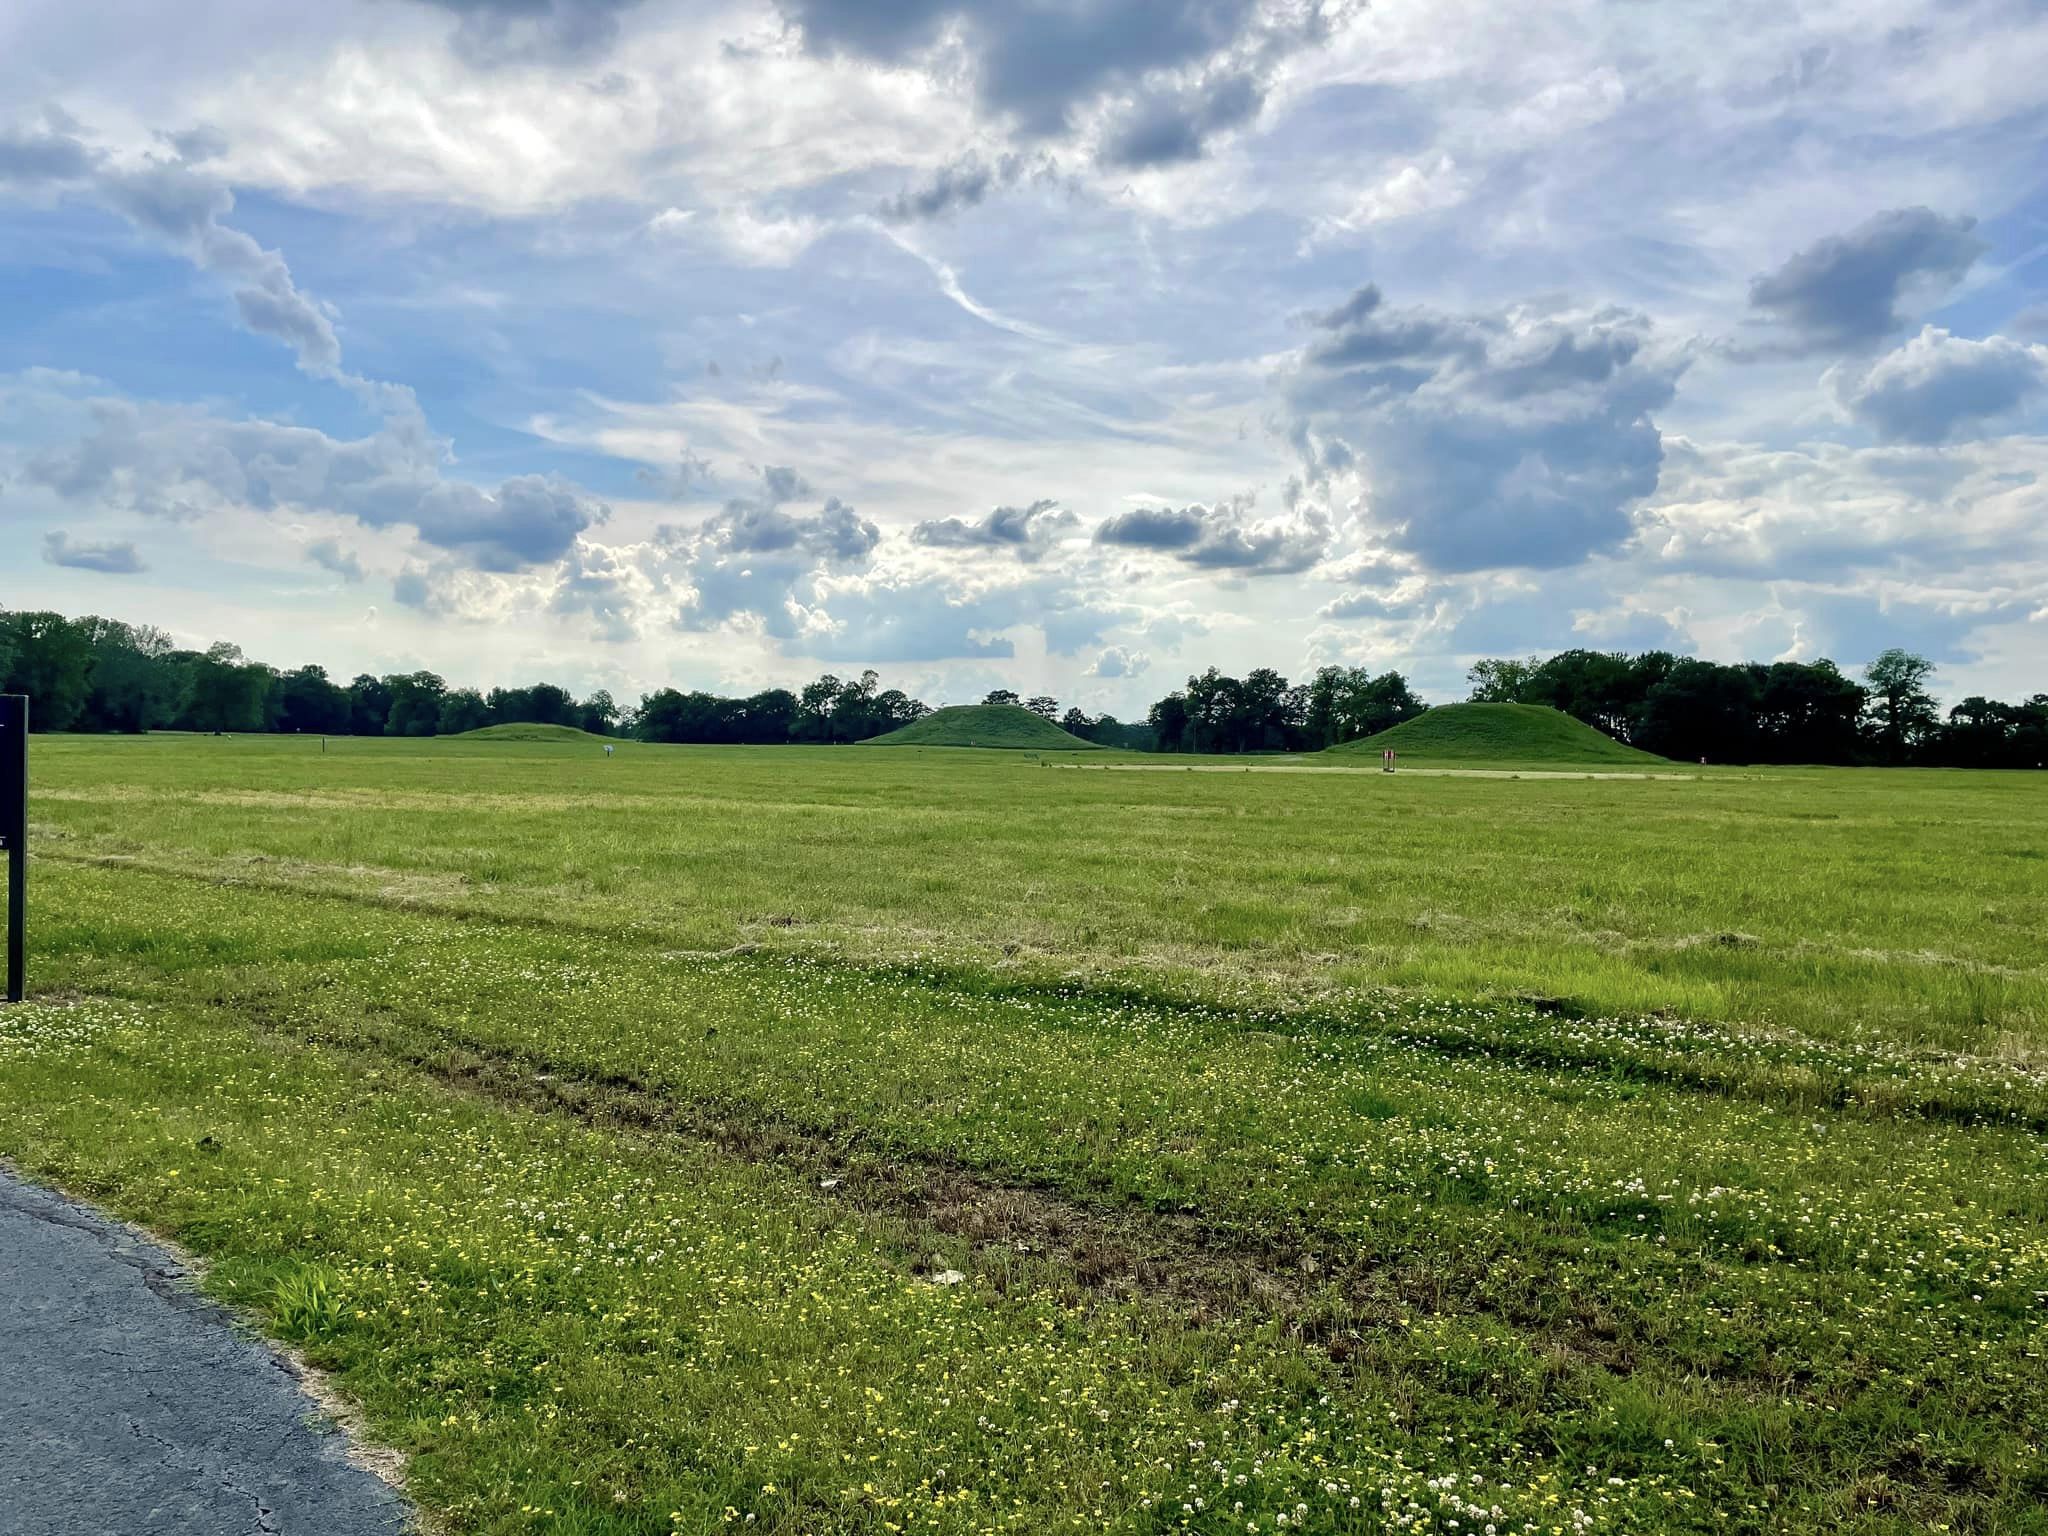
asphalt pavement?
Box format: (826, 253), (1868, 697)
(0, 1168), (412, 1535)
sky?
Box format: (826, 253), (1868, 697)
(3, 0), (2046, 715)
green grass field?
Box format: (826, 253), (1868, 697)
(3, 734), (2045, 1536)
(454, 723), (620, 743)
(1337, 704), (1670, 767)
(865, 702), (1102, 749)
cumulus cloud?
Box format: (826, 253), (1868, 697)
(391, 565), (439, 611)
(1746, 208), (1985, 354)
(702, 464), (881, 563)
(1099, 69), (1264, 169)
(661, 465), (881, 637)
(911, 498), (1078, 560)
(1088, 645), (1150, 678)
(780, 0), (1352, 162)
(1095, 494), (1330, 574)
(1635, 431), (2048, 584)
(1318, 581), (1432, 622)
(305, 537), (365, 583)
(42, 531), (145, 573)
(548, 537), (646, 642)
(795, 570), (1124, 662)
(0, 116), (342, 378)
(1829, 326), (2048, 444)
(1285, 284), (1684, 572)
(20, 385), (602, 570)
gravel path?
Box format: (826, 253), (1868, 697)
(0, 1168), (413, 1535)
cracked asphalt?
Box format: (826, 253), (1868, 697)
(0, 1169), (413, 1535)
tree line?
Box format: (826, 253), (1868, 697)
(1457, 647), (2046, 768)
(4, 606), (2041, 765)
(1144, 666), (1425, 753)
(0, 610), (625, 738)
(1129, 651), (2042, 767)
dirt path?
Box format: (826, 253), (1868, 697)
(0, 1167), (412, 1536)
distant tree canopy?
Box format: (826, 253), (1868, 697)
(3, 607), (2040, 766)
(1145, 665), (1423, 753)
(1454, 646), (2044, 767)
(635, 670), (930, 745)
(0, 609), (621, 741)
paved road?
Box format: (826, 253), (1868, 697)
(0, 1169), (412, 1535)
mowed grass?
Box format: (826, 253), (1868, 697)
(865, 702), (1102, 749)
(2, 734), (2046, 1535)
(1335, 704), (1669, 767)
(25, 733), (2046, 1049)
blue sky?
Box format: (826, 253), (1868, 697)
(4, 0), (2046, 713)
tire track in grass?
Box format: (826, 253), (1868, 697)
(40, 849), (2048, 1132)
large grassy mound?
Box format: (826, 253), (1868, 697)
(864, 703), (1102, 750)
(453, 723), (615, 744)
(1333, 702), (1667, 765)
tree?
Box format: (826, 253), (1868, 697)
(1466, 657), (1540, 704)
(736, 688), (799, 743)
(1060, 706), (1096, 741)
(1024, 695), (1060, 720)
(76, 618), (185, 732)
(1306, 666), (1424, 746)
(1147, 691), (1191, 752)
(348, 674), (391, 736)
(384, 671), (448, 737)
(1863, 649), (1939, 762)
(184, 643), (276, 733)
(276, 664), (351, 735)
(1634, 660), (1760, 763)
(1523, 649), (1638, 738)
(0, 611), (95, 730)
(437, 688), (491, 735)
(525, 683), (575, 726)
(1754, 660), (1864, 764)
(982, 689), (1021, 707)
(795, 674), (843, 743)
(833, 671), (884, 741)
(578, 689), (620, 736)
(870, 689), (928, 734)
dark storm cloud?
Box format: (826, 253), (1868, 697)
(1095, 498), (1329, 574)
(42, 531), (145, 574)
(1286, 284), (1684, 573)
(782, 0), (1349, 159)
(911, 498), (1077, 559)
(1747, 207), (1986, 353)
(1831, 326), (2048, 444)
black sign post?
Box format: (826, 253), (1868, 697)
(1, 695), (23, 1004)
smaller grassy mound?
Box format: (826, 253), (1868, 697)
(1334, 703), (1667, 766)
(864, 704), (1102, 750)
(453, 723), (615, 744)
